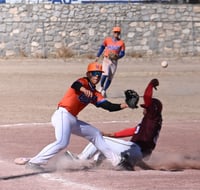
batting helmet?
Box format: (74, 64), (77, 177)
(113, 26), (121, 33)
(87, 62), (103, 72)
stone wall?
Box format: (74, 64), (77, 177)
(0, 4), (200, 58)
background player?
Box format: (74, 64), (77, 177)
(95, 26), (125, 97)
(26, 62), (129, 171)
(66, 79), (162, 171)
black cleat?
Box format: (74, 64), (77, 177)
(117, 154), (134, 171)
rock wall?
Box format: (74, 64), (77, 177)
(0, 4), (200, 57)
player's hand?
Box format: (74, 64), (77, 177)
(150, 78), (159, 90)
(101, 131), (115, 137)
(120, 103), (129, 109)
(81, 87), (93, 98)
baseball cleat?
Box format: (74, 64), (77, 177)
(101, 90), (107, 98)
(93, 153), (105, 166)
(64, 150), (78, 161)
(26, 162), (44, 171)
(117, 155), (134, 171)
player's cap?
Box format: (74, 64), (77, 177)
(87, 62), (103, 72)
(113, 26), (121, 33)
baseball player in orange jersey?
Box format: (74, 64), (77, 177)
(26, 62), (128, 170)
(95, 26), (125, 97)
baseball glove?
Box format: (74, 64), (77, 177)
(124, 89), (139, 109)
(108, 52), (118, 61)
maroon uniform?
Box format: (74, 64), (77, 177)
(113, 79), (162, 158)
(131, 98), (162, 158)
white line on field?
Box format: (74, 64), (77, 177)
(0, 158), (102, 190)
(1, 119), (200, 129)
(102, 120), (130, 124)
(0, 122), (51, 128)
(41, 173), (102, 190)
(0, 120), (131, 128)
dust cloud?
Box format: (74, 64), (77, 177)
(146, 151), (200, 171)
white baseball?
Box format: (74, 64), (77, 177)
(161, 61), (168, 68)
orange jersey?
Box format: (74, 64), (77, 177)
(58, 77), (105, 116)
(103, 37), (125, 57)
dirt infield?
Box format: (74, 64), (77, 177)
(0, 57), (200, 190)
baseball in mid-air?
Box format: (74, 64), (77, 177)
(161, 61), (168, 68)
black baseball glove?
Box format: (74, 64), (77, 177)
(124, 89), (139, 109)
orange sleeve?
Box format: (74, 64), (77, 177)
(114, 127), (136, 138)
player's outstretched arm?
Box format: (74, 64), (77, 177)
(98, 100), (128, 112)
(101, 131), (115, 137)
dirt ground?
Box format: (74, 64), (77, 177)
(0, 57), (200, 190)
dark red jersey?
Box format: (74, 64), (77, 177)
(113, 79), (163, 158)
(131, 98), (162, 157)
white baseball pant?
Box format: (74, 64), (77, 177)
(78, 136), (143, 166)
(29, 107), (121, 166)
(102, 57), (118, 80)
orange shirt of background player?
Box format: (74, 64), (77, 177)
(58, 77), (104, 116)
(103, 37), (125, 57)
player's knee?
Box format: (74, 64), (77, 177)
(95, 130), (102, 137)
(56, 140), (69, 150)
(87, 130), (102, 143)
